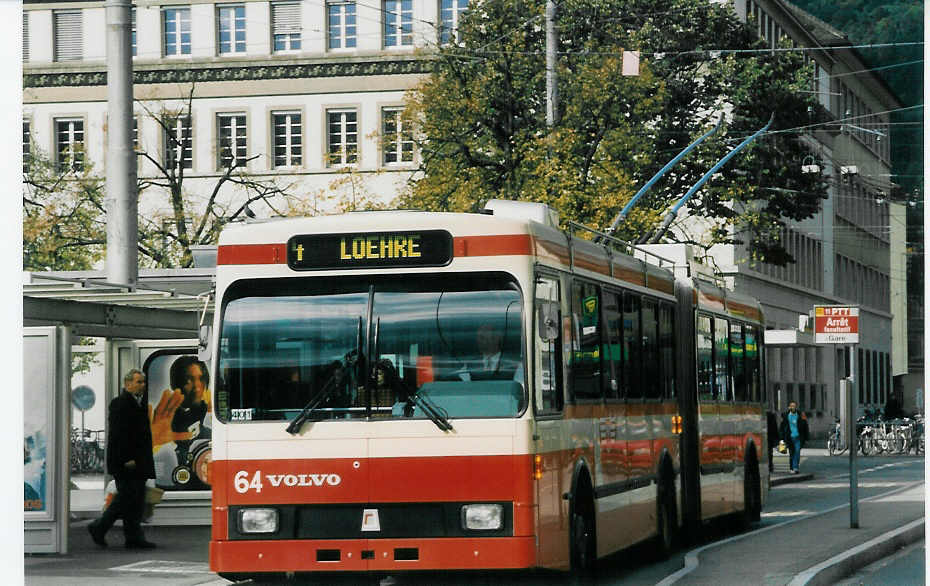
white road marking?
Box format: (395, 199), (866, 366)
(778, 481), (905, 489)
(110, 560), (213, 574)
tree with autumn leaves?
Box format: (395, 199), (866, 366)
(398, 0), (830, 264)
(23, 85), (301, 271)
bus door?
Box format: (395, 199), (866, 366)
(696, 313), (723, 518)
(598, 289), (631, 551)
(696, 313), (736, 517)
(532, 274), (568, 568)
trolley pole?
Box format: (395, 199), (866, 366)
(847, 347), (858, 528)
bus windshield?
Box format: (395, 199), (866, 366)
(217, 273), (525, 423)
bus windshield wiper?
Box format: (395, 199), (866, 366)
(285, 356), (352, 435)
(378, 361), (452, 432)
(405, 388), (453, 432)
(286, 318), (364, 435)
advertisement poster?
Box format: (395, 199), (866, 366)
(144, 352), (212, 491)
(24, 336), (49, 513)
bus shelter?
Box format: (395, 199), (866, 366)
(24, 269), (213, 554)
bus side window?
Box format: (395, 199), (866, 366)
(659, 303), (675, 399)
(745, 325), (761, 402)
(571, 280), (603, 401)
(622, 291), (642, 399)
(714, 317), (731, 401)
(603, 291), (622, 399)
(642, 298), (659, 399)
(730, 322), (747, 402)
(535, 276), (563, 413)
(697, 314), (714, 400)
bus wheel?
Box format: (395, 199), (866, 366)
(570, 493), (596, 573)
(655, 479), (677, 559)
(739, 455), (761, 530)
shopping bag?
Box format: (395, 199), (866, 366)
(143, 480), (164, 522)
(102, 479), (117, 511)
(777, 440), (787, 454)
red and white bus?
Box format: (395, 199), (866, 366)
(208, 200), (768, 580)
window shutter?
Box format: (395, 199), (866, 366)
(54, 10), (83, 62)
(22, 12), (28, 62)
(272, 2), (301, 35)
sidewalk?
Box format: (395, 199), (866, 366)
(25, 522), (228, 586)
(669, 480), (925, 585)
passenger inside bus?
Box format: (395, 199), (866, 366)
(455, 322), (523, 383)
(357, 359), (408, 416)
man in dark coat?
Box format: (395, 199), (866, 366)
(88, 369), (157, 549)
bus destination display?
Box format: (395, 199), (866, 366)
(287, 230), (453, 270)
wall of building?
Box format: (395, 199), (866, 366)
(23, 0), (450, 214)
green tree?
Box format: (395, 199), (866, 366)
(23, 146), (106, 271)
(399, 0), (829, 264)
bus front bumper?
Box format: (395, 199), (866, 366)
(210, 536), (536, 573)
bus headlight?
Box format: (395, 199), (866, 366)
(237, 508), (279, 534)
(461, 504), (503, 530)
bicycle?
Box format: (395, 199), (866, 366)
(827, 418), (848, 455)
(858, 419), (877, 456)
(70, 428), (105, 474)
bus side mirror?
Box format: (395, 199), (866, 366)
(198, 325), (212, 362)
(538, 302), (559, 342)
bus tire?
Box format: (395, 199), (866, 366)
(655, 473), (677, 559)
(570, 475), (596, 574)
(745, 452), (762, 523)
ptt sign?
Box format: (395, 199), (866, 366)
(814, 306), (859, 344)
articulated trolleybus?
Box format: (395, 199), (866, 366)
(208, 200), (768, 580)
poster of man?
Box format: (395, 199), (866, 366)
(145, 352), (212, 490)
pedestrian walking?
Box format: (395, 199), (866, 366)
(767, 410), (779, 473)
(87, 369), (157, 549)
(779, 401), (809, 474)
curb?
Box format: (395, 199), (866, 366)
(771, 472), (814, 487)
(789, 518), (925, 586)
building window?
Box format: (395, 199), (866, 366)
(55, 118), (85, 172)
(54, 10), (83, 62)
(326, 109), (358, 167)
(217, 5), (246, 54)
(272, 2), (302, 52)
(22, 12), (28, 62)
(164, 115), (193, 169)
(272, 111), (302, 168)
(163, 7), (191, 56)
(23, 119), (30, 173)
(328, 1), (357, 49)
(132, 8), (136, 57)
(383, 0), (412, 47)
(382, 107), (413, 164)
(217, 113), (247, 168)
(439, 0), (467, 45)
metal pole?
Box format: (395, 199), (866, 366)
(848, 346), (858, 528)
(105, 0), (138, 287)
(839, 378), (847, 445)
(56, 326), (72, 554)
(545, 0), (558, 127)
